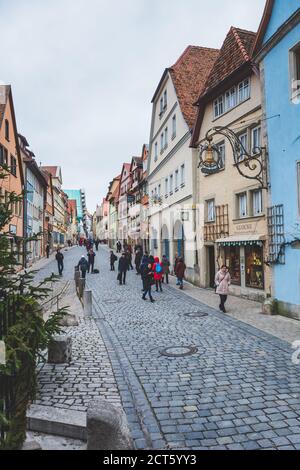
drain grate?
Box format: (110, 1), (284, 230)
(159, 345), (199, 358)
(184, 312), (209, 318)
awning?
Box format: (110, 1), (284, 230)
(216, 234), (266, 247)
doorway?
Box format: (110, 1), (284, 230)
(207, 246), (216, 288)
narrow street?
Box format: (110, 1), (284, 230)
(34, 246), (300, 451)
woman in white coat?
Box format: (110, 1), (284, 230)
(215, 265), (231, 313)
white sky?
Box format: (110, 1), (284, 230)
(0, 0), (266, 211)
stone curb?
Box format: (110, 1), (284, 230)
(27, 404), (87, 441)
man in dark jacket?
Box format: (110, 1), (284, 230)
(55, 249), (64, 276)
(134, 249), (142, 275)
(110, 251), (118, 271)
(46, 243), (50, 259)
(141, 263), (155, 303)
(87, 249), (96, 273)
(118, 253), (129, 285)
(78, 255), (89, 279)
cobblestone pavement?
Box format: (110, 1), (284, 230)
(33, 247), (300, 450)
(32, 247), (121, 412)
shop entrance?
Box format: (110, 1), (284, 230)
(207, 246), (216, 288)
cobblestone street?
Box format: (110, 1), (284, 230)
(34, 246), (300, 450)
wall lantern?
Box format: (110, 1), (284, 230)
(198, 126), (267, 189)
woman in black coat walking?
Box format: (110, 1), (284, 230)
(141, 263), (155, 303)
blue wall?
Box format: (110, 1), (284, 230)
(264, 0), (300, 42)
(263, 12), (300, 306)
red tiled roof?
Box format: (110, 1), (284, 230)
(200, 27), (256, 97)
(168, 46), (219, 129)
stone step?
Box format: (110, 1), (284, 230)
(27, 404), (87, 441)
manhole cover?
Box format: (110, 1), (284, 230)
(159, 346), (198, 358)
(184, 312), (209, 318)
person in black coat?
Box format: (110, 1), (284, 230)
(78, 255), (89, 279)
(87, 249), (96, 273)
(134, 249), (142, 275)
(55, 249), (64, 276)
(110, 251), (117, 271)
(118, 253), (129, 285)
(141, 263), (155, 303)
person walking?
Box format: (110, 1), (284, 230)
(87, 248), (96, 273)
(174, 253), (180, 285)
(126, 249), (134, 270)
(215, 265), (231, 313)
(140, 254), (149, 291)
(162, 255), (170, 284)
(55, 249), (64, 276)
(135, 249), (142, 275)
(118, 253), (129, 285)
(78, 255), (89, 279)
(141, 263), (155, 303)
(116, 240), (122, 253)
(175, 257), (186, 290)
(46, 243), (50, 259)
(95, 239), (100, 251)
(153, 257), (163, 292)
(110, 250), (118, 271)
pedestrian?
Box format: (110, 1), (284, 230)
(55, 248), (64, 276)
(95, 239), (100, 251)
(135, 249), (142, 275)
(87, 248), (96, 273)
(174, 253), (180, 284)
(153, 257), (163, 292)
(215, 265), (231, 313)
(141, 263), (155, 303)
(162, 255), (170, 284)
(110, 250), (118, 271)
(126, 249), (134, 270)
(78, 255), (89, 279)
(175, 257), (186, 290)
(118, 252), (129, 285)
(140, 254), (149, 291)
(116, 240), (122, 253)
(46, 243), (50, 259)
(148, 254), (155, 267)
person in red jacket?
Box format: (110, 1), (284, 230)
(153, 257), (163, 293)
(175, 257), (186, 290)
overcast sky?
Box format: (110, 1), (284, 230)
(0, 0), (266, 211)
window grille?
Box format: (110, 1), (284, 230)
(267, 204), (285, 264)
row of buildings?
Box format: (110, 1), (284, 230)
(0, 84), (90, 267)
(95, 0), (300, 318)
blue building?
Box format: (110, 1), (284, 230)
(254, 0), (300, 318)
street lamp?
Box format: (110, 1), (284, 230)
(198, 126), (267, 189)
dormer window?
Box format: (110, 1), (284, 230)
(213, 78), (250, 119)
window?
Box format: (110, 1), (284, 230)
(238, 132), (248, 161)
(158, 184), (161, 197)
(238, 78), (250, 102)
(252, 189), (263, 216)
(163, 90), (167, 109)
(172, 115), (176, 139)
(245, 245), (264, 290)
(252, 126), (261, 154)
(10, 155), (17, 177)
(154, 142), (158, 161)
(215, 141), (225, 168)
(207, 199), (215, 222)
(175, 169), (179, 190)
(160, 133), (164, 153)
(169, 174), (173, 194)
(165, 178), (169, 197)
(238, 193), (247, 218)
(160, 97), (164, 115)
(214, 96), (224, 118)
(5, 120), (9, 141)
(290, 42), (300, 102)
(180, 164), (185, 186)
(224, 246), (241, 286)
(214, 78), (250, 118)
(164, 127), (168, 149)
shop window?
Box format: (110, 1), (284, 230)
(224, 246), (241, 286)
(245, 245), (264, 290)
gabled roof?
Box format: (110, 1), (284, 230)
(169, 46), (220, 129)
(191, 27), (257, 148)
(152, 46), (219, 129)
(130, 156), (143, 173)
(199, 27), (256, 98)
(120, 163), (131, 182)
(252, 0), (275, 57)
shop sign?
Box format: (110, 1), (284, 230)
(235, 223), (253, 232)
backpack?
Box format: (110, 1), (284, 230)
(155, 263), (162, 274)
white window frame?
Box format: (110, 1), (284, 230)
(172, 114), (176, 139)
(238, 132), (248, 161)
(163, 90), (167, 110)
(251, 126), (261, 155)
(175, 169), (179, 191)
(180, 164), (185, 186)
(165, 178), (169, 198)
(214, 78), (250, 119)
(164, 127), (168, 149)
(160, 133), (164, 153)
(290, 42), (300, 103)
(252, 189), (263, 216)
(154, 142), (158, 161)
(169, 174), (173, 194)
(207, 199), (215, 222)
(238, 192), (247, 218)
(160, 97), (164, 115)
